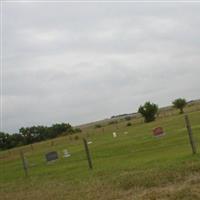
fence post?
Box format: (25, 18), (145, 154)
(20, 150), (28, 176)
(184, 114), (197, 154)
(83, 138), (93, 170)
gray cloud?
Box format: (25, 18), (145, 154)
(2, 2), (200, 132)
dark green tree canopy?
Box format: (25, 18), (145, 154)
(138, 101), (158, 123)
(172, 98), (187, 114)
(1, 123), (81, 151)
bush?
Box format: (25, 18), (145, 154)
(172, 98), (187, 114)
(138, 102), (158, 123)
(126, 122), (132, 126)
(74, 135), (79, 140)
(94, 124), (102, 128)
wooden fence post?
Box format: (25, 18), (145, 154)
(20, 150), (28, 176)
(83, 138), (93, 170)
(184, 114), (197, 154)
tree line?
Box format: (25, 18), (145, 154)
(0, 123), (81, 150)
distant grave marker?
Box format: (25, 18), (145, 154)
(153, 127), (165, 137)
(87, 141), (92, 144)
(45, 151), (58, 162)
(113, 132), (117, 138)
(63, 149), (71, 158)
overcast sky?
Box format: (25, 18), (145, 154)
(1, 1), (200, 133)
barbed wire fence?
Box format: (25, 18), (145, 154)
(1, 113), (199, 178)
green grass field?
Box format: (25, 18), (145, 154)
(1, 107), (200, 200)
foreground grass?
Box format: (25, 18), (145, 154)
(0, 110), (200, 199)
(1, 161), (200, 200)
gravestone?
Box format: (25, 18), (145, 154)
(63, 149), (71, 158)
(45, 151), (58, 162)
(113, 132), (117, 138)
(153, 127), (165, 137)
(87, 141), (92, 144)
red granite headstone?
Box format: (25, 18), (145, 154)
(153, 127), (165, 137)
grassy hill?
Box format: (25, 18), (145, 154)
(77, 99), (200, 129)
(1, 104), (200, 199)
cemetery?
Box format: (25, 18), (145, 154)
(0, 103), (200, 200)
(1, 1), (200, 199)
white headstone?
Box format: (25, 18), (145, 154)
(87, 141), (92, 144)
(63, 149), (71, 158)
(113, 132), (117, 138)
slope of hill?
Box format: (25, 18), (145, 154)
(77, 99), (200, 129)
(0, 103), (200, 199)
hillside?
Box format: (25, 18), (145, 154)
(0, 103), (200, 200)
(77, 99), (200, 129)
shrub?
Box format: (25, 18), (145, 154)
(126, 122), (132, 126)
(74, 135), (79, 140)
(138, 102), (158, 123)
(94, 124), (102, 128)
(172, 98), (187, 114)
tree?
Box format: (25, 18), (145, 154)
(138, 101), (158, 123)
(0, 132), (9, 150)
(172, 98), (187, 114)
(0, 132), (24, 150)
(19, 127), (34, 144)
(0, 122), (76, 151)
(51, 123), (73, 137)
